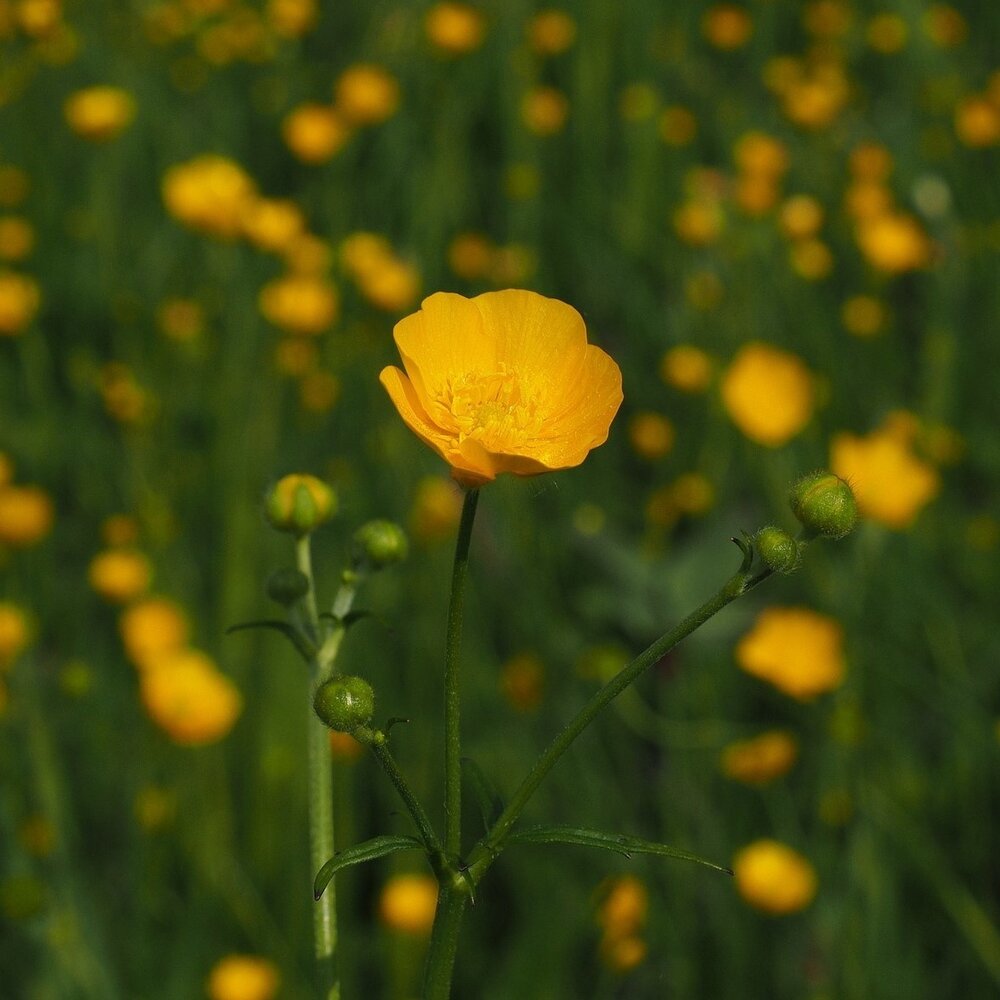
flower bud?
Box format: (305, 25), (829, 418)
(754, 526), (801, 574)
(265, 568), (310, 605)
(353, 519), (408, 570)
(313, 675), (375, 733)
(789, 472), (857, 540)
(265, 474), (336, 536)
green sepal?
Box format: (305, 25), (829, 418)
(313, 835), (424, 900)
(507, 825), (733, 875)
(226, 619), (315, 663)
(461, 757), (505, 833)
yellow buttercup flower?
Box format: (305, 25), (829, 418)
(425, 2), (485, 55)
(628, 412), (674, 460)
(0, 602), (32, 669)
(660, 344), (713, 392)
(0, 217), (34, 261)
(830, 426), (939, 528)
(380, 290), (622, 487)
(527, 10), (576, 55)
(162, 155), (257, 240)
(0, 484), (54, 546)
(736, 606), (845, 700)
(140, 648), (242, 745)
(206, 954), (279, 1000)
(0, 270), (41, 335)
(733, 839), (817, 913)
(597, 875), (649, 972)
(119, 597), (190, 668)
(63, 86), (136, 141)
(521, 86), (569, 135)
(88, 549), (152, 604)
(259, 274), (338, 335)
(856, 213), (930, 273)
(720, 342), (814, 447)
(334, 64), (399, 126)
(241, 198), (305, 254)
(379, 874), (438, 934)
(721, 730), (798, 784)
(282, 103), (350, 164)
(702, 4), (753, 49)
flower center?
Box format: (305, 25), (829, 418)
(441, 366), (543, 450)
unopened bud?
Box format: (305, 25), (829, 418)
(789, 471), (857, 540)
(754, 526), (801, 574)
(313, 675), (375, 733)
(353, 520), (408, 570)
(265, 474), (336, 536)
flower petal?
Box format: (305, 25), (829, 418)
(379, 366), (454, 456)
(472, 289), (588, 406)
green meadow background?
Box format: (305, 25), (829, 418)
(2, 0), (999, 997)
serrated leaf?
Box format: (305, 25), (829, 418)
(226, 619), (315, 662)
(313, 835), (424, 900)
(508, 825), (732, 875)
(461, 757), (505, 832)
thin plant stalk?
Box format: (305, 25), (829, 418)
(443, 488), (480, 858)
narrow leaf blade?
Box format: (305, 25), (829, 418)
(508, 825), (732, 875)
(226, 619), (315, 662)
(314, 835), (423, 900)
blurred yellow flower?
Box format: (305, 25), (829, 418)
(673, 198), (725, 246)
(527, 10), (575, 55)
(0, 270), (40, 335)
(100, 362), (154, 426)
(259, 274), (338, 335)
(409, 475), (463, 543)
(17, 0), (62, 38)
(329, 729), (365, 761)
(733, 839), (817, 913)
(357, 257), (421, 312)
(0, 453), (12, 487)
(866, 13), (908, 53)
(157, 298), (204, 342)
(140, 649), (242, 745)
(334, 64), (399, 125)
(88, 549), (152, 604)
(499, 651), (544, 712)
(0, 217), (34, 261)
(380, 290), (622, 487)
(206, 954), (279, 1000)
(831, 426), (939, 528)
(841, 294), (886, 337)
(448, 231), (495, 280)
(63, 86), (136, 141)
(597, 875), (648, 972)
(789, 238), (833, 280)
(425, 2), (485, 55)
(0, 484), (53, 546)
(736, 606), (845, 700)
(702, 4), (753, 49)
(241, 198), (305, 253)
(660, 344), (713, 392)
(849, 142), (893, 180)
(671, 471), (715, 514)
(844, 180), (893, 221)
(162, 155), (257, 240)
(266, 0), (317, 38)
(521, 86), (568, 135)
(922, 4), (966, 47)
(0, 602), (32, 669)
(954, 96), (1000, 148)
(778, 195), (823, 240)
(856, 213), (930, 273)
(781, 63), (849, 129)
(735, 174), (779, 216)
(627, 411), (674, 460)
(720, 343), (814, 447)
(734, 131), (788, 177)
(119, 596), (190, 668)
(721, 730), (798, 784)
(379, 873), (438, 934)
(282, 103), (350, 163)
(658, 106), (697, 146)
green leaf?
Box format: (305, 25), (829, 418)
(226, 619), (315, 662)
(508, 825), (733, 875)
(461, 757), (505, 833)
(313, 835), (424, 900)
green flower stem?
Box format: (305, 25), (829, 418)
(368, 737), (446, 866)
(443, 487), (480, 858)
(297, 538), (358, 1000)
(422, 884), (471, 1000)
(466, 563), (771, 882)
